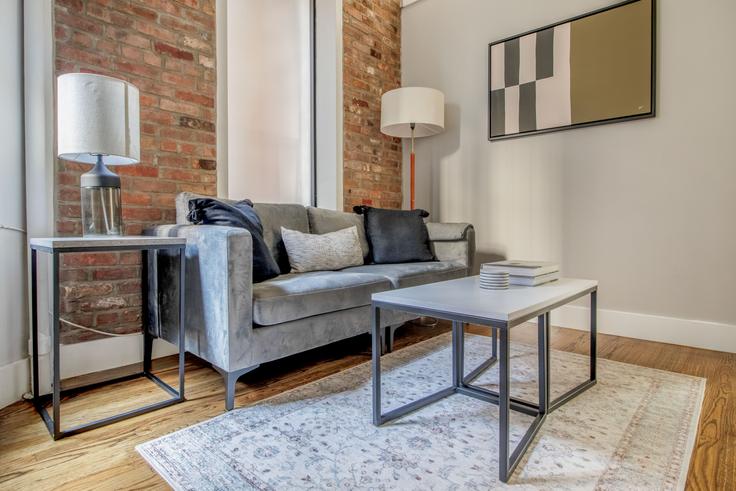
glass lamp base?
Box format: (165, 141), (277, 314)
(81, 186), (122, 236)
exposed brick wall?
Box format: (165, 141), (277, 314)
(54, 0), (216, 343)
(342, 0), (402, 211)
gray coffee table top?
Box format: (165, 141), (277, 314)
(372, 276), (597, 325)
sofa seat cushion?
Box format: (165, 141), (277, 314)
(253, 271), (392, 326)
(341, 261), (467, 289)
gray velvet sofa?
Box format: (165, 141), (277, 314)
(145, 192), (475, 410)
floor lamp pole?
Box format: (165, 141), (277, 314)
(410, 122), (416, 210)
(408, 122), (436, 327)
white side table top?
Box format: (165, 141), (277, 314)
(372, 276), (597, 325)
(30, 235), (186, 251)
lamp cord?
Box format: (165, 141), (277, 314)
(59, 317), (138, 338)
(0, 224), (26, 234)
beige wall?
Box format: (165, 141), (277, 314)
(401, 0), (736, 344)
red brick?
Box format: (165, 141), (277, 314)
(119, 252), (142, 265)
(159, 168), (200, 182)
(96, 38), (118, 54)
(154, 42), (194, 61)
(159, 14), (198, 35)
(55, 10), (104, 36)
(116, 165), (158, 177)
(57, 44), (107, 68)
(180, 142), (197, 154)
(93, 267), (140, 280)
(122, 207), (162, 221)
(95, 311), (120, 326)
(114, 59), (159, 79)
(105, 27), (150, 49)
(175, 90), (214, 107)
(61, 268), (90, 282)
(143, 50), (161, 67)
(161, 71), (196, 88)
(121, 45), (143, 62)
(139, 93), (158, 108)
(55, 24), (70, 41)
(158, 155), (190, 168)
(122, 191), (152, 206)
(160, 98), (200, 117)
(133, 21), (178, 44)
(78, 296), (128, 312)
(117, 279), (142, 294)
(62, 282), (114, 300)
(121, 177), (178, 193)
(63, 253), (119, 267)
(128, 4), (158, 22)
(57, 0), (83, 12)
(58, 186), (81, 202)
(160, 140), (178, 152)
(138, 0), (182, 17)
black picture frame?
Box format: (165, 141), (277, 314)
(488, 0), (656, 141)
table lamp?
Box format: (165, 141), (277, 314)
(57, 73), (140, 236)
(380, 87), (444, 210)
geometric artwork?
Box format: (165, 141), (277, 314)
(489, 0), (655, 140)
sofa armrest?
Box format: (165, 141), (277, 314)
(145, 224), (254, 371)
(427, 222), (475, 270)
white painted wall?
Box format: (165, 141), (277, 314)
(315, 0), (343, 210)
(223, 0), (312, 204)
(402, 0), (736, 351)
(0, 0), (29, 409)
(217, 0), (342, 207)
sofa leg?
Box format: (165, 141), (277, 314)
(143, 330), (154, 373)
(213, 365), (259, 411)
(385, 324), (400, 353)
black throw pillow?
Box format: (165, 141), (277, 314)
(353, 206), (435, 264)
(187, 198), (280, 282)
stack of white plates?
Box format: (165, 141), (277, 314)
(479, 271), (509, 290)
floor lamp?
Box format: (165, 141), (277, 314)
(380, 87), (445, 327)
(380, 87), (444, 210)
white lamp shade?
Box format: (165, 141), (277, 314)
(57, 73), (140, 165)
(380, 87), (444, 138)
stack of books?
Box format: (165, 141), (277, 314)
(481, 260), (559, 287)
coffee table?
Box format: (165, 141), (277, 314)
(370, 276), (597, 482)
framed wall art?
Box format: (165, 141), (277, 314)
(488, 0), (655, 140)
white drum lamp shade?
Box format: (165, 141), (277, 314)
(380, 87), (444, 210)
(57, 73), (140, 236)
(57, 73), (140, 164)
(380, 87), (444, 138)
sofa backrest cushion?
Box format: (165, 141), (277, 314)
(253, 203), (309, 274)
(306, 206), (369, 260)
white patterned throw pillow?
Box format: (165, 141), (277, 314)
(281, 225), (364, 273)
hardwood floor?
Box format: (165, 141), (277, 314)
(1, 321), (734, 490)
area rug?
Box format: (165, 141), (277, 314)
(137, 333), (705, 490)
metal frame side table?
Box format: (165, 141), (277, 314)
(29, 236), (187, 440)
(370, 276), (597, 483)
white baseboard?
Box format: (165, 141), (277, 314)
(0, 358), (30, 410)
(552, 305), (736, 353)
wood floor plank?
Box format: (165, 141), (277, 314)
(0, 321), (733, 490)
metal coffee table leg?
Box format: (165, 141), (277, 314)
(372, 306), (455, 426)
